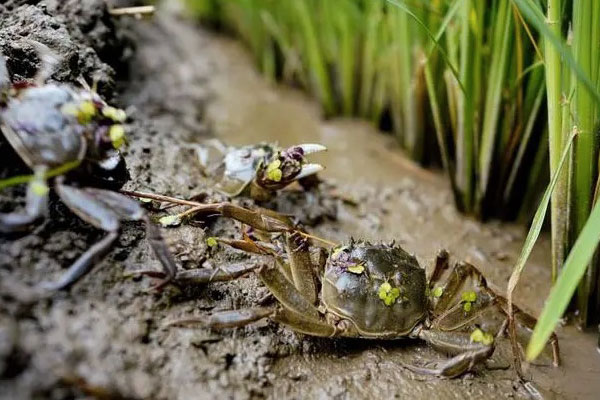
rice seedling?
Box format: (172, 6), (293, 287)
(511, 0), (600, 346)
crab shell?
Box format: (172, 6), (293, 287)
(214, 144), (275, 197)
(1, 84), (87, 167)
(322, 242), (427, 337)
(0, 84), (128, 188)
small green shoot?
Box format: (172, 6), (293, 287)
(378, 282), (401, 306)
(347, 264), (365, 275)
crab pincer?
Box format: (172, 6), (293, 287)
(204, 142), (326, 201)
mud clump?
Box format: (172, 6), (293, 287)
(0, 0), (128, 97)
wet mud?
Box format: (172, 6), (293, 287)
(1, 1), (600, 399)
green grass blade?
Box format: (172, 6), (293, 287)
(512, 0), (600, 104)
(385, 0), (466, 94)
(425, 0), (464, 59)
(503, 79), (545, 203)
(478, 0), (513, 204)
(291, 0), (335, 115)
(455, 0), (475, 212)
(527, 190), (600, 360)
(507, 131), (576, 313)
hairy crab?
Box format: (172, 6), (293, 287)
(198, 141), (326, 201)
(123, 193), (560, 378)
(0, 43), (177, 291)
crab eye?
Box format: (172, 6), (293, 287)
(88, 149), (129, 190)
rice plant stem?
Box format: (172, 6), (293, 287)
(544, 0), (567, 282)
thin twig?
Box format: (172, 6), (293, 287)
(120, 190), (205, 207)
(109, 6), (155, 17)
(297, 231), (338, 247)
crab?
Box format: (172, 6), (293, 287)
(197, 141), (326, 202)
(0, 42), (178, 291)
(122, 194), (560, 378)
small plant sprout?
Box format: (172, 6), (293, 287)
(470, 328), (494, 346)
(347, 264), (365, 275)
(206, 237), (219, 248)
(378, 282), (401, 306)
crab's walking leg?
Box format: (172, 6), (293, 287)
(0, 167), (48, 233)
(24, 40), (61, 85)
(428, 260), (560, 368)
(216, 203), (295, 232)
(495, 296), (561, 367)
(407, 327), (494, 378)
(285, 232), (318, 304)
(129, 262), (260, 285)
(40, 232), (119, 291)
(174, 261), (337, 334)
(42, 184), (178, 290)
(41, 183), (121, 290)
(169, 306), (337, 337)
(428, 249), (450, 286)
(217, 237), (294, 282)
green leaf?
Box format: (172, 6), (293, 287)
(511, 0), (600, 105)
(461, 290), (477, 302)
(159, 214), (182, 227)
(507, 131), (576, 300)
(527, 196), (600, 360)
(347, 264), (365, 275)
(385, 0), (466, 94)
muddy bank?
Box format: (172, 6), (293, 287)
(1, 1), (599, 399)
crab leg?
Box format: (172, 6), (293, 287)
(406, 327), (494, 378)
(41, 183), (121, 290)
(40, 232), (119, 291)
(121, 191), (296, 233)
(42, 183), (178, 290)
(258, 263), (321, 319)
(285, 232), (318, 304)
(218, 204), (295, 232)
(129, 262), (260, 285)
(428, 259), (560, 367)
(217, 237), (294, 283)
(24, 40), (61, 86)
(0, 166), (48, 233)
(167, 306), (338, 337)
(427, 249), (450, 287)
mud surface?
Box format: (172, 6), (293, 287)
(1, 1), (600, 399)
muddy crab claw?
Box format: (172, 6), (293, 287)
(283, 143), (326, 181)
(295, 143), (327, 155)
(255, 143), (326, 190)
(209, 142), (326, 199)
(295, 163), (324, 180)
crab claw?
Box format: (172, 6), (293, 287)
(295, 163), (324, 180)
(295, 143), (327, 155)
